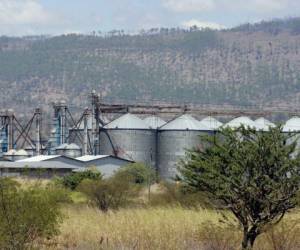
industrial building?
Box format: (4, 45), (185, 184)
(0, 155), (82, 178)
(75, 155), (133, 177)
(2, 91), (300, 181)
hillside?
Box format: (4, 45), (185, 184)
(1, 17), (300, 115)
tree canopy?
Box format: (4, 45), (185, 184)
(178, 126), (300, 249)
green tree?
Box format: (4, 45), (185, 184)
(178, 126), (300, 249)
(0, 178), (62, 249)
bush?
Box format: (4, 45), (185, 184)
(0, 178), (62, 249)
(78, 173), (139, 212)
(61, 169), (103, 190)
(115, 163), (156, 185)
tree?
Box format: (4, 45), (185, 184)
(0, 178), (62, 249)
(178, 126), (300, 249)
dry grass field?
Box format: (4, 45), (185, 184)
(39, 205), (300, 250)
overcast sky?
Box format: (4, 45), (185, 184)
(0, 0), (299, 36)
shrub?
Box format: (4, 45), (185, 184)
(61, 169), (103, 190)
(78, 173), (139, 212)
(0, 178), (62, 250)
(115, 163), (156, 185)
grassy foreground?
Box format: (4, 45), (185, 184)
(41, 205), (300, 250)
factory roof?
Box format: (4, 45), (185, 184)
(160, 114), (209, 131)
(143, 116), (166, 129)
(223, 116), (256, 129)
(17, 155), (63, 162)
(255, 118), (276, 131)
(199, 116), (223, 130)
(104, 113), (149, 129)
(76, 155), (133, 163)
(283, 117), (300, 132)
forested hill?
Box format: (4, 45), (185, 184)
(1, 17), (300, 115)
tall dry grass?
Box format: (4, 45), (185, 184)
(40, 205), (300, 250)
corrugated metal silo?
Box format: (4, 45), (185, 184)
(99, 113), (156, 167)
(223, 116), (256, 129)
(157, 114), (211, 180)
(143, 116), (166, 129)
(254, 117), (275, 132)
(199, 116), (223, 131)
(283, 117), (300, 157)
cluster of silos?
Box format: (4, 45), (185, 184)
(99, 114), (157, 167)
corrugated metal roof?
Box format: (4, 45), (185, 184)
(104, 113), (149, 129)
(17, 155), (62, 162)
(144, 116), (166, 129)
(199, 116), (223, 130)
(283, 117), (300, 132)
(224, 116), (256, 129)
(159, 114), (209, 130)
(76, 155), (110, 162)
(255, 118), (275, 131)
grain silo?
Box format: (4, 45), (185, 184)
(157, 114), (211, 180)
(199, 116), (223, 131)
(223, 116), (257, 129)
(283, 117), (300, 156)
(99, 113), (156, 168)
(55, 143), (82, 158)
(254, 117), (275, 132)
(143, 116), (166, 129)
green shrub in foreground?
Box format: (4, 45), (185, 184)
(0, 178), (62, 250)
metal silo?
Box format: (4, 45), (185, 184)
(143, 116), (166, 129)
(55, 143), (82, 158)
(199, 116), (223, 131)
(157, 114), (211, 180)
(99, 113), (156, 168)
(254, 117), (275, 132)
(223, 116), (257, 129)
(283, 117), (300, 157)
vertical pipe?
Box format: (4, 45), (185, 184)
(35, 109), (41, 155)
(83, 109), (89, 155)
(8, 110), (14, 150)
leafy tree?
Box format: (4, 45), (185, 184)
(178, 126), (300, 249)
(0, 178), (62, 249)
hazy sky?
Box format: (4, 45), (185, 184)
(0, 0), (299, 36)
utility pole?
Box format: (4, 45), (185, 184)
(7, 109), (14, 151)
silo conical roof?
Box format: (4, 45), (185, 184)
(144, 116), (166, 129)
(255, 118), (275, 131)
(65, 143), (81, 150)
(4, 149), (17, 156)
(199, 116), (223, 130)
(104, 113), (149, 129)
(283, 117), (300, 132)
(15, 149), (29, 156)
(223, 116), (256, 129)
(159, 114), (209, 131)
